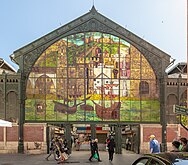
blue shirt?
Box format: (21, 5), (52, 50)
(150, 139), (160, 153)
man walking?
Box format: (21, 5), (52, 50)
(149, 135), (160, 153)
(107, 138), (115, 161)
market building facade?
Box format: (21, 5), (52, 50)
(0, 7), (187, 154)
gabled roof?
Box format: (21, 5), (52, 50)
(167, 62), (187, 75)
(95, 73), (110, 79)
(12, 6), (170, 65)
(10, 6), (171, 80)
(0, 58), (16, 73)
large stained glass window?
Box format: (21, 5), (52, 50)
(25, 32), (160, 122)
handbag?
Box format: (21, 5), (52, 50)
(93, 152), (98, 159)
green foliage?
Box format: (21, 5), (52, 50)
(46, 52), (58, 67)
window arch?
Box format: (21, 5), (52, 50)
(6, 91), (18, 122)
(139, 81), (149, 95)
(166, 94), (178, 124)
(180, 90), (187, 107)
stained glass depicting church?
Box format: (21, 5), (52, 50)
(25, 32), (159, 122)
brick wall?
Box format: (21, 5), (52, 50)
(24, 125), (44, 142)
(140, 124), (188, 153)
(7, 126), (18, 141)
(143, 126), (162, 143)
(166, 126), (177, 142)
(140, 124), (162, 153)
(180, 127), (188, 138)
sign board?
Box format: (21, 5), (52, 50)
(173, 105), (188, 116)
(102, 127), (110, 131)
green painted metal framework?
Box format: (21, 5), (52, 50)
(9, 6), (172, 153)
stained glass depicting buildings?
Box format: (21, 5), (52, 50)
(25, 32), (160, 122)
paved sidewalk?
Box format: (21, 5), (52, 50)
(0, 150), (141, 165)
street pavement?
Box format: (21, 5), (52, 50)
(0, 149), (141, 165)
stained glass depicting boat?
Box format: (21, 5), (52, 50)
(25, 32), (160, 122)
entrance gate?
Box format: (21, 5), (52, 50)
(46, 123), (124, 154)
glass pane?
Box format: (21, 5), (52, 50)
(134, 158), (149, 165)
(25, 32), (159, 123)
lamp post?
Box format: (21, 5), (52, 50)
(18, 70), (24, 153)
(18, 55), (25, 154)
(160, 74), (167, 152)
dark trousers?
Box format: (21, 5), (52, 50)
(89, 150), (101, 161)
(108, 150), (114, 161)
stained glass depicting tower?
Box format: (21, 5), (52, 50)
(25, 32), (160, 122)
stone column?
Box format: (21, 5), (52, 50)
(4, 127), (6, 147)
(160, 75), (167, 152)
(18, 56), (25, 154)
(46, 125), (49, 154)
(64, 124), (72, 154)
(90, 124), (96, 140)
(115, 124), (122, 154)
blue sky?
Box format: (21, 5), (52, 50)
(0, 0), (186, 70)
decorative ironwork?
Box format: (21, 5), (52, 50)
(74, 19), (113, 33)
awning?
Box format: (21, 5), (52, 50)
(0, 119), (12, 127)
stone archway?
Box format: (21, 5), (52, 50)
(180, 90), (187, 107)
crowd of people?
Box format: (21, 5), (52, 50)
(171, 136), (188, 152)
(45, 136), (117, 163)
(45, 137), (70, 164)
(45, 134), (188, 163)
(149, 134), (188, 153)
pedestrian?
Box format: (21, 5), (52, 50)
(75, 138), (80, 151)
(149, 135), (160, 153)
(55, 138), (61, 160)
(180, 137), (188, 152)
(125, 138), (129, 150)
(107, 138), (116, 161)
(105, 137), (110, 150)
(89, 138), (102, 162)
(171, 141), (180, 152)
(173, 135), (183, 151)
(45, 138), (56, 161)
(89, 139), (95, 155)
(63, 139), (69, 155)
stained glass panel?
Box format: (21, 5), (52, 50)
(25, 32), (160, 122)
